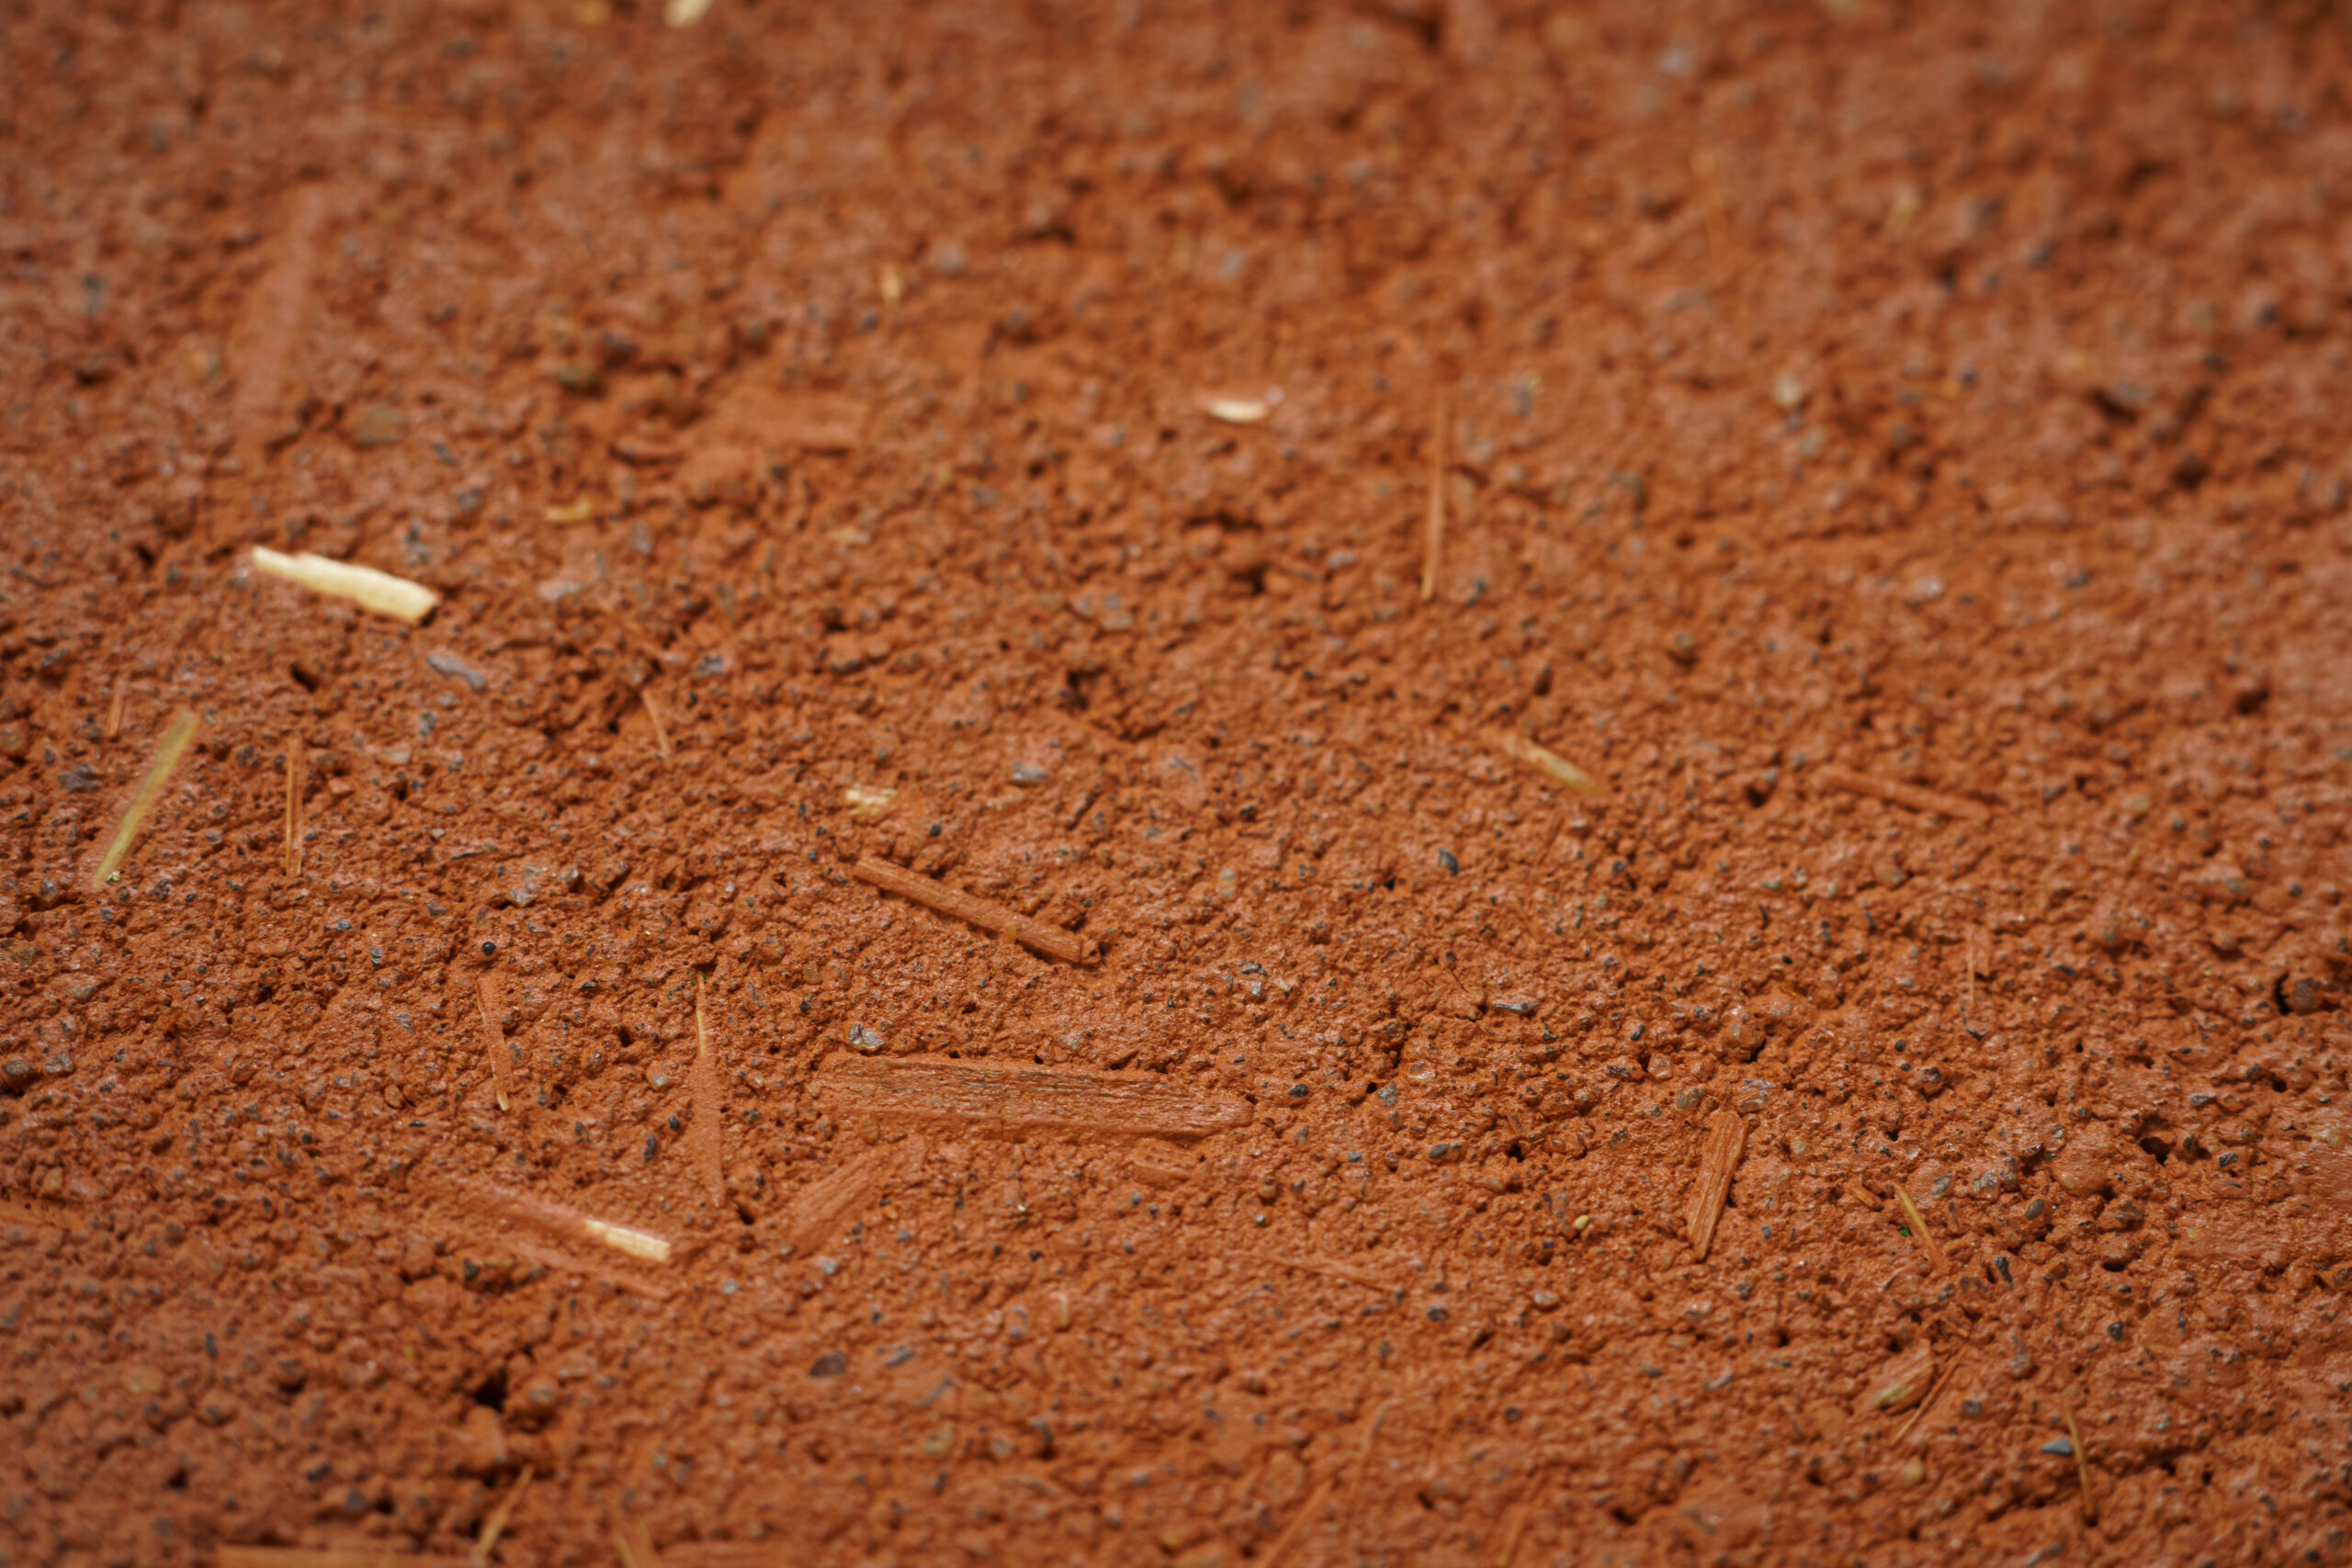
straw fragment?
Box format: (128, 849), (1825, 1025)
(1855, 1342), (1936, 1416)
(431, 1171), (675, 1265)
(251, 547), (439, 625)
(1259, 1478), (1335, 1568)
(94, 708), (199, 886)
(1814, 763), (1991, 823)
(1490, 728), (1608, 796)
(470, 1464), (534, 1566)
(1203, 393), (1272, 424)
(1894, 1186), (1948, 1273)
(1421, 390), (1446, 601)
(842, 784), (898, 821)
(686, 976), (728, 1209)
(853, 855), (1095, 964)
(640, 687), (673, 761)
(612, 1523), (666, 1568)
(220, 1555), (472, 1568)
(664, 0), (716, 26)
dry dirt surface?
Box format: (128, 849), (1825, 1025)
(5, 0), (2352, 1563)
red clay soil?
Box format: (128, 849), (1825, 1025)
(3, 1), (2350, 1563)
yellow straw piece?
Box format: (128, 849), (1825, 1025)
(251, 547), (440, 625)
(582, 1218), (673, 1264)
(95, 708), (199, 887)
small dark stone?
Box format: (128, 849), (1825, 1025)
(1435, 849), (1460, 875)
(425, 652), (487, 694)
(2040, 1437), (2074, 1457)
(809, 1350), (848, 1378)
(0, 1058), (35, 1092)
(57, 762), (100, 793)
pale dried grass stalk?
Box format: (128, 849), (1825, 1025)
(251, 547), (439, 625)
(94, 708), (198, 886)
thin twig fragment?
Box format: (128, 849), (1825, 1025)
(612, 1524), (666, 1568)
(1421, 390), (1447, 602)
(283, 744), (305, 877)
(1259, 1478), (1335, 1568)
(853, 855), (1096, 964)
(1245, 1248), (1388, 1292)
(1490, 728), (1609, 797)
(478, 974), (514, 1112)
(1684, 1110), (1747, 1261)
(640, 687), (673, 762)
(251, 546), (440, 625)
(1895, 1355), (1968, 1446)
(1493, 1461), (1551, 1568)
(814, 1055), (1251, 1140)
(104, 686), (125, 740)
(94, 708), (198, 887)
(1814, 763), (1992, 823)
(686, 976), (728, 1209)
(470, 1463), (534, 1565)
(1894, 1186), (1948, 1273)
(220, 1554), (474, 1568)
(2062, 1396), (2096, 1523)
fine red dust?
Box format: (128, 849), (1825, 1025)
(1, 2), (2348, 1565)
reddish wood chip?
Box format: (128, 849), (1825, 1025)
(1685, 1110), (1747, 1261)
(815, 1056), (1251, 1140)
(1813, 763), (1992, 823)
(853, 855), (1096, 964)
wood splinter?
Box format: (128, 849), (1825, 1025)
(1421, 389), (1447, 602)
(853, 855), (1096, 965)
(1684, 1109), (1747, 1261)
(478, 974), (514, 1112)
(1814, 763), (1992, 823)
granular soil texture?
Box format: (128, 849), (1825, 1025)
(3, 0), (2350, 1563)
